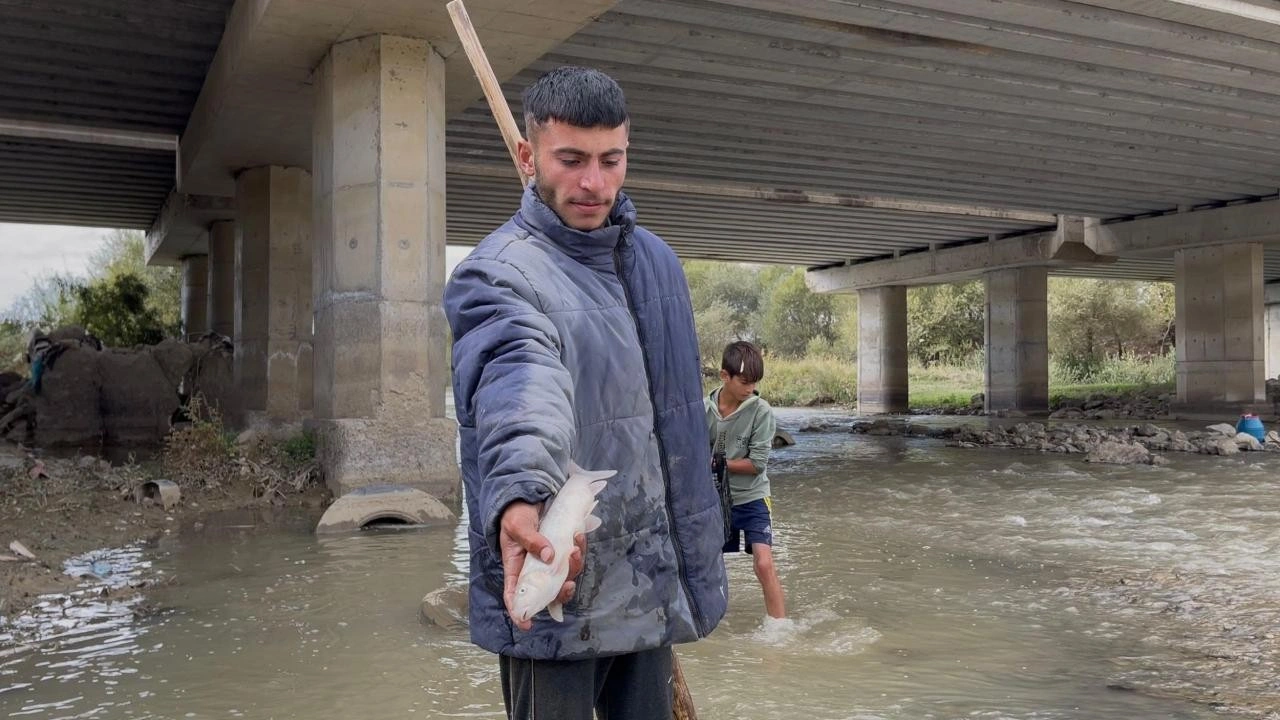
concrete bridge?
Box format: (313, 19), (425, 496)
(4, 0), (1280, 499)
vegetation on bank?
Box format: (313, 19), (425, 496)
(719, 353), (1175, 408)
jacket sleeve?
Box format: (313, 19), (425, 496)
(444, 256), (575, 554)
(746, 405), (777, 475)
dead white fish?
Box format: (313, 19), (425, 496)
(511, 460), (613, 624)
(8, 540), (36, 561)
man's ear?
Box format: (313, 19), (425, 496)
(517, 135), (535, 181)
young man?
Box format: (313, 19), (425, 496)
(443, 67), (728, 719)
(707, 341), (786, 620)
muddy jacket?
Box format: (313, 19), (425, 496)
(444, 186), (729, 660)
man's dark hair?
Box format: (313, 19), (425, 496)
(521, 66), (629, 136)
(721, 341), (765, 384)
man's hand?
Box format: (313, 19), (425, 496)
(499, 501), (588, 631)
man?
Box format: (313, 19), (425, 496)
(444, 67), (728, 719)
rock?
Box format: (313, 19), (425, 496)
(1235, 432), (1263, 452)
(1049, 407), (1084, 420)
(771, 429), (796, 448)
(1207, 423), (1238, 437)
(1150, 454), (1170, 467)
(1084, 397), (1106, 410)
(32, 343), (104, 446)
(98, 349), (181, 444)
(1092, 409), (1118, 420)
(419, 586), (468, 629)
(969, 393), (984, 407)
(1085, 441), (1153, 465)
(1268, 430), (1280, 444)
(1134, 423), (1161, 438)
(77, 455), (97, 469)
(1211, 437), (1240, 456)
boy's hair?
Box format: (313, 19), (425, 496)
(721, 341), (765, 384)
(521, 66), (629, 138)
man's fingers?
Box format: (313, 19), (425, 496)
(555, 580), (577, 605)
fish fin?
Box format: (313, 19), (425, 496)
(587, 479), (609, 496)
(568, 460), (618, 483)
(548, 601), (564, 622)
(584, 514), (602, 533)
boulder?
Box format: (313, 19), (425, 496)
(1206, 423), (1238, 437)
(98, 349), (180, 444)
(1209, 437), (1240, 456)
(771, 429), (796, 448)
(1084, 441), (1153, 465)
(33, 343), (104, 446)
(419, 586), (468, 629)
(1235, 432), (1263, 452)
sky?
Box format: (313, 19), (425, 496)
(0, 223), (473, 318)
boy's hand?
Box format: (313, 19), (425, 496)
(498, 502), (587, 630)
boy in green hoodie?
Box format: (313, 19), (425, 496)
(706, 341), (786, 620)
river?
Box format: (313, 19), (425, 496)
(4, 407), (1280, 718)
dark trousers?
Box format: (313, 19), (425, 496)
(499, 646), (673, 720)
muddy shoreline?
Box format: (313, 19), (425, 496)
(0, 445), (327, 622)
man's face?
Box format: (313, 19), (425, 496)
(518, 120), (629, 231)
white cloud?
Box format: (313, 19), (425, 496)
(0, 223), (112, 314)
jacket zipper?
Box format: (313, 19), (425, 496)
(613, 242), (709, 635)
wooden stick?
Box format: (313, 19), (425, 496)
(445, 3), (698, 718)
(446, 0), (529, 187)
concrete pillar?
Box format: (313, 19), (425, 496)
(984, 267), (1049, 413)
(1174, 243), (1264, 405)
(312, 35), (457, 499)
(1265, 282), (1280, 381)
(234, 165), (314, 423)
(857, 286), (908, 414)
(180, 254), (209, 338)
(207, 220), (236, 339)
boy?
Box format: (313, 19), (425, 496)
(706, 341), (786, 620)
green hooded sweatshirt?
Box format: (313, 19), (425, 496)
(705, 388), (777, 506)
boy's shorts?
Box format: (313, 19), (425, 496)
(722, 497), (773, 555)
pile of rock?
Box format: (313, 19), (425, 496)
(1047, 390), (1174, 421)
(842, 418), (1279, 465)
(0, 329), (239, 447)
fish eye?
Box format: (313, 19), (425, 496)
(517, 587), (526, 595)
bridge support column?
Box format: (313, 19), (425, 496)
(208, 220), (235, 339)
(312, 35), (457, 500)
(180, 254), (208, 338)
(1264, 283), (1280, 382)
(234, 165), (314, 424)
(857, 286), (908, 414)
(1175, 244), (1264, 405)
(984, 267), (1048, 413)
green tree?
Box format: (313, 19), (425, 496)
(72, 273), (172, 347)
(1, 229), (181, 350)
(760, 268), (836, 357)
(907, 281), (985, 366)
(1048, 278), (1173, 379)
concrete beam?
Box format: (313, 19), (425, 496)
(0, 117), (177, 152)
(1086, 199), (1280, 257)
(450, 161), (1058, 222)
(806, 216), (1108, 293)
(145, 190), (235, 266)
(985, 267), (1049, 413)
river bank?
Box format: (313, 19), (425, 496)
(0, 431), (326, 623)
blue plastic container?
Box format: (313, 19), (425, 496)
(1236, 414), (1265, 442)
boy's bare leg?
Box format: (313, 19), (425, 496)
(751, 543), (786, 619)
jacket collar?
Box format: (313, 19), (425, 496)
(515, 184), (637, 268)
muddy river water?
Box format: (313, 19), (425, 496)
(5, 408), (1280, 718)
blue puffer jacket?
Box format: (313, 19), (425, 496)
(444, 186), (728, 660)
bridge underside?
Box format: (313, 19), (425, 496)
(4, 0), (1280, 490)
